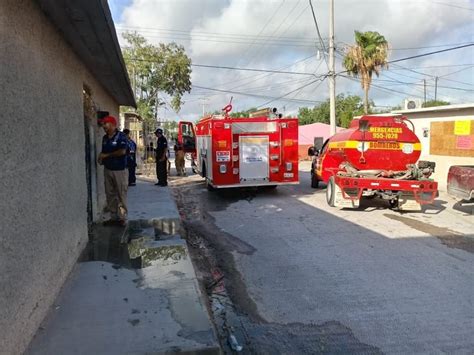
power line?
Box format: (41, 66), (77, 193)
(231, 0), (287, 70)
(389, 62), (474, 88)
(241, 0), (305, 69)
(371, 77), (474, 92)
(125, 57), (322, 76)
(192, 83), (323, 104)
(117, 24), (318, 42)
(387, 63), (474, 70)
(118, 25), (472, 49)
(336, 43), (474, 77)
(309, 0), (328, 68)
(222, 54), (318, 91)
(340, 75), (424, 100)
(192, 76), (313, 96)
(118, 29), (323, 48)
(190, 63), (321, 76)
(431, 1), (474, 12)
(257, 77), (326, 107)
(388, 43), (474, 63)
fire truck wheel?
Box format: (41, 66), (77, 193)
(389, 198), (398, 209)
(326, 176), (336, 207)
(311, 171), (319, 188)
(264, 185), (277, 190)
(206, 179), (215, 191)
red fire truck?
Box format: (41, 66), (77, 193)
(178, 106), (299, 190)
(308, 115), (438, 211)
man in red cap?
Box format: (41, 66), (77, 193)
(98, 115), (128, 226)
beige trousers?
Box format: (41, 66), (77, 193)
(104, 168), (128, 221)
(175, 151), (186, 175)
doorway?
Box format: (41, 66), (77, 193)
(83, 86), (98, 226)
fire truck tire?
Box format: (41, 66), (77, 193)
(389, 198), (398, 209)
(206, 179), (215, 191)
(326, 176), (336, 207)
(264, 185), (277, 190)
(311, 171), (319, 188)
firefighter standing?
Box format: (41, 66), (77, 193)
(98, 116), (128, 225)
(154, 128), (168, 186)
(123, 129), (137, 186)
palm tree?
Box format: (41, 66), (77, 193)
(343, 31), (389, 114)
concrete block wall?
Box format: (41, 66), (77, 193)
(407, 111), (474, 191)
(0, 1), (120, 353)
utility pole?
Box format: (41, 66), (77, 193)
(328, 0), (336, 135)
(200, 97), (209, 117)
(434, 76), (438, 101)
(423, 79), (426, 104)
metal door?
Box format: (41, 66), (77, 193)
(239, 136), (269, 182)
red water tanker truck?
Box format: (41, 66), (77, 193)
(308, 115), (438, 211)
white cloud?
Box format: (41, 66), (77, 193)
(116, 0), (474, 118)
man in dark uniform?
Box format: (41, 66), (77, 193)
(154, 128), (168, 186)
(98, 116), (128, 226)
(123, 129), (137, 186)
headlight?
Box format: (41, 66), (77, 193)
(286, 162), (292, 171)
(220, 164), (227, 173)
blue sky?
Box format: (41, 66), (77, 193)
(108, 0), (474, 120)
(109, 0), (131, 23)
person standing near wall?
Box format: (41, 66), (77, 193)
(154, 128), (168, 186)
(98, 116), (128, 226)
(123, 129), (137, 186)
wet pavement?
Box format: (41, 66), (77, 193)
(171, 166), (474, 354)
(27, 180), (219, 355)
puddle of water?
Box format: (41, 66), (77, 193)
(79, 224), (132, 268)
(128, 238), (187, 268)
(80, 223), (187, 269)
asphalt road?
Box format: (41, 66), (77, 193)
(170, 162), (474, 354)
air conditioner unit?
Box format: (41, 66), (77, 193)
(404, 98), (423, 110)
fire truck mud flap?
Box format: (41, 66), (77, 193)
(398, 192), (422, 211)
(330, 178), (360, 209)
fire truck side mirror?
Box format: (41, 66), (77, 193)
(314, 137), (324, 151)
(359, 119), (370, 132)
(308, 147), (315, 156)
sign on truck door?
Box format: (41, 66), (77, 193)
(239, 136), (269, 182)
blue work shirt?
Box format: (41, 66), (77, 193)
(127, 139), (137, 155)
(102, 130), (128, 170)
(126, 139), (137, 166)
(155, 136), (168, 159)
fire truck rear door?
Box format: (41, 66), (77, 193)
(239, 136), (269, 182)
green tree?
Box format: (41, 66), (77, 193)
(343, 31), (389, 114)
(298, 94), (365, 128)
(422, 100), (450, 108)
(122, 32), (192, 131)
